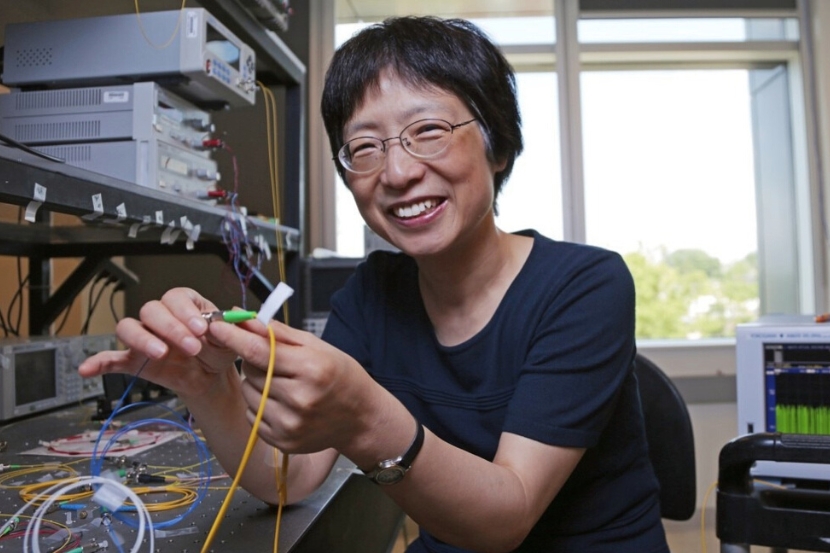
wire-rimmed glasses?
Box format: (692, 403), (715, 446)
(336, 118), (477, 174)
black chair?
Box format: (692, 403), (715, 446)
(633, 353), (698, 521)
(717, 432), (830, 552)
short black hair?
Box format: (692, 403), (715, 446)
(321, 16), (523, 202)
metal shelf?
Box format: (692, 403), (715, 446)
(0, 145), (300, 251)
(0, 144), (301, 334)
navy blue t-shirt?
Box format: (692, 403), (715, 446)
(322, 230), (668, 552)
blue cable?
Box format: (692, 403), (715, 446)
(88, 360), (213, 530)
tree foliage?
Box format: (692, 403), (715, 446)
(623, 248), (758, 340)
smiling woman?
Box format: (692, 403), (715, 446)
(314, 15), (670, 552)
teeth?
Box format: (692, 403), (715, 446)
(395, 199), (436, 218)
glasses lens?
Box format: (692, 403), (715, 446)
(340, 137), (384, 173)
(401, 119), (453, 158)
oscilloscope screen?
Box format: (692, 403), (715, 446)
(764, 342), (830, 435)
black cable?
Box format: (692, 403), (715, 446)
(7, 265), (28, 337)
(81, 276), (115, 335)
(5, 211), (25, 336)
(0, 307), (8, 338)
(109, 284), (124, 325)
(53, 297), (76, 335)
(0, 131), (65, 163)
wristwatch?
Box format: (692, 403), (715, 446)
(363, 421), (425, 485)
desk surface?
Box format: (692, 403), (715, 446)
(0, 400), (403, 552)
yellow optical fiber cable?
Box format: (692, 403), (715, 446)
(200, 324), (278, 552)
(258, 83), (289, 301)
(126, 486), (198, 511)
(272, 449), (290, 552)
(699, 480), (718, 553)
(0, 464), (80, 489)
(18, 478), (91, 505)
(259, 79), (292, 553)
(134, 0), (187, 50)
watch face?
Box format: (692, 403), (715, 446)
(374, 466), (406, 485)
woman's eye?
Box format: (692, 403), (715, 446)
(408, 120), (450, 141)
(350, 140), (380, 157)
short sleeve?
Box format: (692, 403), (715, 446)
(502, 249), (636, 449)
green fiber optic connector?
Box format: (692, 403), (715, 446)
(202, 310), (258, 324)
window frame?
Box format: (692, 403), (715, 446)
(313, 0), (826, 380)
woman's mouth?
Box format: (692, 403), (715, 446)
(393, 199), (440, 219)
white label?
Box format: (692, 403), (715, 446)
(24, 201), (42, 223)
(33, 183), (47, 202)
(186, 12), (199, 38)
(103, 91), (130, 103)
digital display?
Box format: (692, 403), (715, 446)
(206, 23), (240, 70)
(763, 343), (830, 434)
(15, 348), (57, 406)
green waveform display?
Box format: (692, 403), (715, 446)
(774, 371), (830, 435)
(775, 405), (830, 435)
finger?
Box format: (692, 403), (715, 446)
(208, 321), (285, 371)
(160, 288), (215, 337)
(78, 349), (145, 378)
(244, 408), (281, 447)
(116, 317), (169, 361)
(138, 300), (203, 357)
(236, 318), (305, 346)
(240, 381), (283, 443)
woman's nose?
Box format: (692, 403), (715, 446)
(380, 139), (422, 187)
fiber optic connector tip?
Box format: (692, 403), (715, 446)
(201, 310), (258, 324)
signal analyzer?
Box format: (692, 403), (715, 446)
(736, 315), (830, 479)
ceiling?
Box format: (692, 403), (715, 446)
(335, 0), (554, 23)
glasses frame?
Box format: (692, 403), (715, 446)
(336, 118), (477, 174)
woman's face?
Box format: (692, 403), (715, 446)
(342, 72), (505, 259)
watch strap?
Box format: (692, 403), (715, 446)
(363, 420), (424, 483)
(398, 421), (425, 469)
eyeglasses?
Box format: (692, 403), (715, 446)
(336, 118), (477, 174)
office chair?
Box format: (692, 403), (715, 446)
(716, 432), (830, 552)
(633, 353), (698, 521)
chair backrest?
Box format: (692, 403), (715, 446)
(632, 353), (697, 521)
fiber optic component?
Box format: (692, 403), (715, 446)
(202, 310), (258, 323)
(1, 8), (256, 108)
(0, 334), (116, 422)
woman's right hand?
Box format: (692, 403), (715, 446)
(78, 287), (240, 399)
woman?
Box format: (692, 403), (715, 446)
(80, 16), (669, 553)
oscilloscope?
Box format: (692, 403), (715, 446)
(0, 334), (115, 422)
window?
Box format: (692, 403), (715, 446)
(581, 69), (759, 338)
(325, 0), (818, 342)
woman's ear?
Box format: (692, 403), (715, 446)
(492, 157), (508, 174)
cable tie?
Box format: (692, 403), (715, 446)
(92, 471), (129, 512)
(257, 282), (294, 325)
